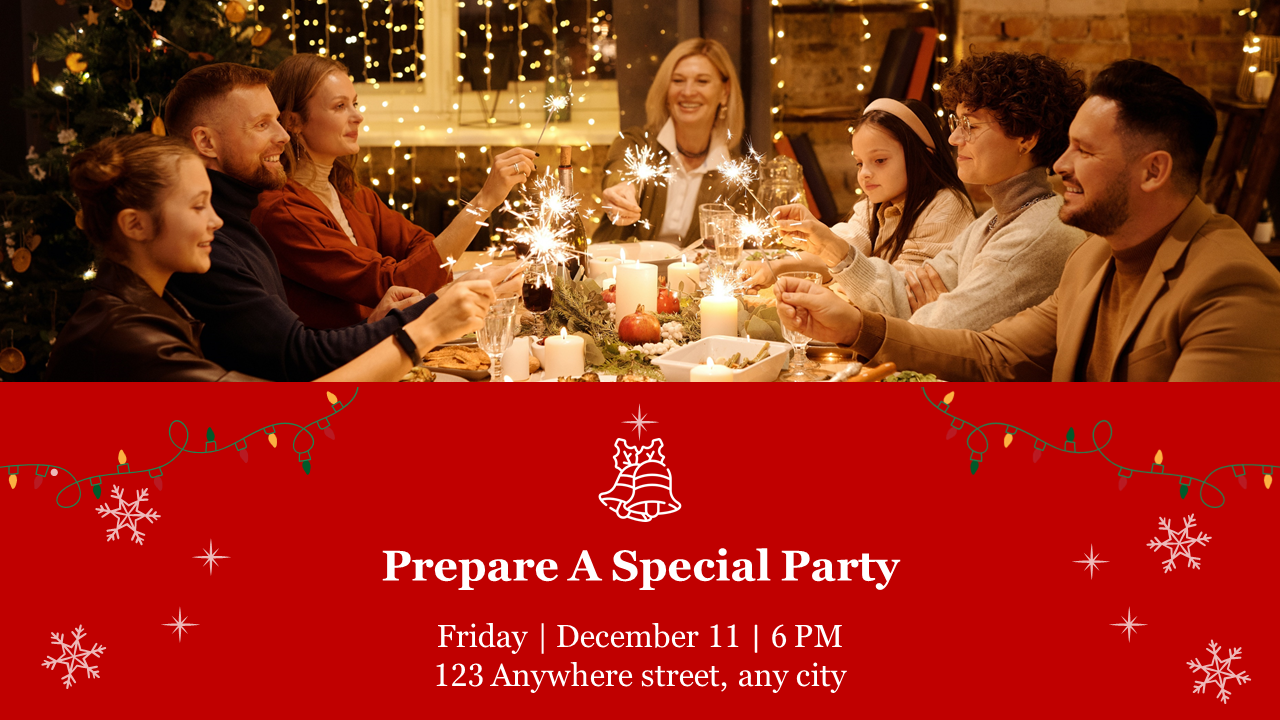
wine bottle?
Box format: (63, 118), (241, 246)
(558, 146), (589, 279)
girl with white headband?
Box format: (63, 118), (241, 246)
(763, 53), (1090, 333)
(743, 97), (973, 314)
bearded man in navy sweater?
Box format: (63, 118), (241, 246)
(163, 63), (515, 381)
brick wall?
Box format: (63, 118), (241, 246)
(958, 0), (1251, 99)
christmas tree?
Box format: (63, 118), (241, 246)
(2, 0), (285, 381)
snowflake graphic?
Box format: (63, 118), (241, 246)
(95, 485), (160, 545)
(1188, 640), (1250, 704)
(42, 625), (106, 689)
(1147, 514), (1210, 572)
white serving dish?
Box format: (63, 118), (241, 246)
(651, 336), (789, 382)
(588, 241), (682, 263)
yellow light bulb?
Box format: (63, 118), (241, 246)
(1265, 474), (1272, 490)
(943, 391), (955, 405)
(1154, 450), (1163, 465)
(268, 433), (278, 449)
(1004, 433), (1013, 448)
(7, 474), (15, 490)
(326, 391), (338, 405)
(118, 449), (127, 464)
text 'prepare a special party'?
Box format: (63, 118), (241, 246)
(383, 548), (901, 591)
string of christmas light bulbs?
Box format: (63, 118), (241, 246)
(924, 387), (1274, 509)
(4, 390), (357, 509)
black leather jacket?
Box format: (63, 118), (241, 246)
(46, 261), (265, 381)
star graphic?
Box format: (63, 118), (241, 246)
(194, 540), (229, 576)
(1110, 607), (1146, 642)
(163, 608), (198, 643)
(1073, 544), (1109, 579)
(85, 7), (99, 25)
(622, 405), (657, 440)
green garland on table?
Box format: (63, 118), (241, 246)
(523, 277), (706, 380)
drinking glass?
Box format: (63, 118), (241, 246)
(714, 215), (745, 272)
(522, 262), (554, 310)
(699, 202), (735, 255)
(477, 296), (519, 382)
(776, 271), (830, 382)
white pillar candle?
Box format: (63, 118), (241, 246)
(589, 255), (622, 282)
(543, 327), (585, 379)
(699, 294), (739, 338)
(504, 336), (530, 381)
(666, 254), (701, 294)
(614, 261), (658, 322)
(601, 278), (616, 291)
(690, 357), (733, 382)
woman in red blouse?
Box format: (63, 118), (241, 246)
(254, 53), (537, 329)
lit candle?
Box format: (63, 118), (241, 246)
(504, 336), (530, 381)
(690, 357), (732, 382)
(588, 254), (622, 282)
(666, 254), (700, 294)
(614, 261), (658, 322)
(699, 293), (738, 338)
(544, 327), (585, 379)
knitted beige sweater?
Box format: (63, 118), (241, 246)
(830, 168), (1086, 331)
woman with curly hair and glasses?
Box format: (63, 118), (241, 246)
(773, 52), (1088, 332)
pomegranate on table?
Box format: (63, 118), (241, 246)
(617, 304), (661, 344)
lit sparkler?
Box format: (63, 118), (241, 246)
(621, 144), (671, 191)
(535, 95), (570, 147)
(501, 167), (589, 288)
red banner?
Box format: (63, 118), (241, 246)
(2, 384), (1275, 715)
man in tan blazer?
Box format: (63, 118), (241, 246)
(774, 60), (1280, 381)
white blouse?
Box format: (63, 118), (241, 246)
(655, 119), (729, 239)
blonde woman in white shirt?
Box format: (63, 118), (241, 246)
(594, 38), (746, 246)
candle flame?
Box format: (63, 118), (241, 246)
(560, 327), (568, 340)
(705, 357), (715, 366)
(620, 248), (626, 262)
(681, 253), (687, 263)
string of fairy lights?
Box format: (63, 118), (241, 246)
(924, 388), (1275, 510)
(5, 391), (356, 508)
(272, 1), (961, 230)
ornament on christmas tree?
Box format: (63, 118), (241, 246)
(224, 0), (246, 23)
(11, 247), (32, 273)
(188, 51), (214, 62)
(151, 117), (166, 136)
(111, 0), (134, 9)
(150, 0), (166, 10)
(65, 53), (87, 73)
(1, 330), (27, 374)
(252, 27), (272, 47)
(85, 7), (100, 25)
(31, 62), (39, 85)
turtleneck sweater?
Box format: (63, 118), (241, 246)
(295, 159), (357, 245)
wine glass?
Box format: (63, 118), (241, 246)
(521, 262), (554, 335)
(776, 271), (830, 382)
(477, 296), (519, 382)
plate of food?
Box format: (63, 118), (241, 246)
(420, 344), (491, 381)
(398, 367), (469, 382)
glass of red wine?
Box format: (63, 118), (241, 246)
(522, 262), (555, 336)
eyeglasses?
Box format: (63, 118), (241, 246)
(948, 113), (994, 142)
